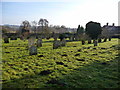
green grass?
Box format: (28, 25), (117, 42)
(2, 38), (119, 88)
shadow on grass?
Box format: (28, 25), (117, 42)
(2, 51), (119, 89)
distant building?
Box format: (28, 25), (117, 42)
(102, 23), (120, 37)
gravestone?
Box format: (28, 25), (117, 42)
(94, 40), (98, 46)
(82, 40), (85, 45)
(28, 36), (37, 55)
(53, 39), (66, 49)
(61, 39), (66, 46)
(53, 40), (60, 49)
(37, 38), (42, 47)
(4, 36), (9, 43)
(109, 38), (111, 41)
(53, 33), (58, 41)
(29, 46), (37, 55)
(88, 39), (91, 44)
(28, 36), (36, 48)
(69, 36), (74, 41)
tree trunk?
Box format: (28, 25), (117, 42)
(82, 40), (85, 45)
(53, 40), (59, 49)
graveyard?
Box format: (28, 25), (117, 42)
(2, 37), (119, 88)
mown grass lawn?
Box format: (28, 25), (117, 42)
(2, 38), (120, 88)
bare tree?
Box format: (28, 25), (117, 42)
(19, 20), (31, 41)
(44, 19), (49, 27)
(22, 20), (31, 30)
(38, 18), (44, 32)
(31, 21), (37, 33)
(38, 18), (50, 38)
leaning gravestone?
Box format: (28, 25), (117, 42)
(4, 36), (9, 43)
(28, 36), (37, 55)
(37, 38), (42, 47)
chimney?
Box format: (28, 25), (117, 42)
(112, 23), (115, 26)
(106, 23), (109, 26)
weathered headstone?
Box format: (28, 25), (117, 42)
(93, 40), (98, 46)
(61, 39), (66, 46)
(28, 36), (37, 55)
(29, 46), (37, 55)
(108, 38), (111, 41)
(37, 38), (42, 47)
(88, 39), (91, 44)
(69, 36), (74, 41)
(28, 36), (36, 48)
(4, 36), (9, 43)
(53, 40), (60, 49)
(53, 33), (58, 41)
(53, 38), (66, 49)
(82, 40), (85, 45)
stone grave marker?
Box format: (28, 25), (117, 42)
(28, 36), (36, 48)
(28, 36), (37, 55)
(29, 46), (37, 55)
(61, 39), (66, 46)
(37, 38), (42, 47)
(94, 40), (98, 46)
(53, 40), (60, 49)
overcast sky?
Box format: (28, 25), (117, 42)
(1, 0), (119, 28)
